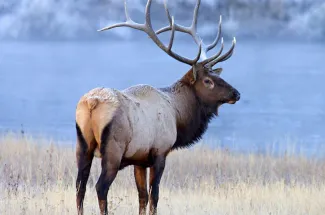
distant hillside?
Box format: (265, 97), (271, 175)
(0, 0), (324, 41)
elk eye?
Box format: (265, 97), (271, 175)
(203, 78), (214, 89)
(204, 79), (212, 85)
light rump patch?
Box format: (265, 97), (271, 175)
(75, 0), (240, 214)
(77, 87), (120, 147)
(83, 87), (120, 110)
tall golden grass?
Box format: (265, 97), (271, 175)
(0, 133), (325, 215)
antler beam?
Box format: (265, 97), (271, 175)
(98, 0), (235, 68)
(98, 0), (202, 66)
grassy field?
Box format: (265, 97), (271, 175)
(0, 133), (325, 215)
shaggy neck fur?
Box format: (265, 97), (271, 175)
(160, 69), (217, 150)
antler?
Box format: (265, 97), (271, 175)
(98, 0), (202, 66)
(155, 0), (236, 68)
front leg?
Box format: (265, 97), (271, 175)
(149, 156), (166, 215)
(134, 166), (148, 215)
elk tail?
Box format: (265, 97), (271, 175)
(87, 97), (99, 113)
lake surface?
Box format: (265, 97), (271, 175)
(0, 39), (324, 157)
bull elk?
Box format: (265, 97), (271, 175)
(75, 0), (240, 214)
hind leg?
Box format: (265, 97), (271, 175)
(95, 140), (123, 215)
(76, 136), (95, 214)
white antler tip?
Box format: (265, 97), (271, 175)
(220, 15), (222, 23)
(233, 37), (236, 43)
(221, 37), (224, 43)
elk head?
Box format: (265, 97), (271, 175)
(184, 65), (240, 116)
(98, 0), (240, 114)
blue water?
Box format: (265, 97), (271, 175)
(0, 39), (324, 157)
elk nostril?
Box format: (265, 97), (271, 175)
(233, 91), (240, 101)
(236, 93), (240, 101)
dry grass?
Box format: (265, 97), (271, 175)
(0, 133), (325, 215)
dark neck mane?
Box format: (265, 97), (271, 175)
(160, 76), (216, 150)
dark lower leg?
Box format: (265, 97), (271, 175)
(96, 157), (120, 215)
(134, 166), (148, 215)
(149, 156), (166, 215)
(76, 152), (93, 215)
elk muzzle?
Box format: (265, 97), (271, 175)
(227, 89), (240, 104)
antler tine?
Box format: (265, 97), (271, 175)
(208, 37), (236, 67)
(156, 0), (193, 35)
(206, 15), (222, 52)
(155, 0), (208, 60)
(98, 0), (144, 32)
(201, 37), (225, 65)
(200, 36), (225, 65)
(164, 0), (172, 25)
(200, 15), (228, 65)
(191, 0), (200, 32)
(124, 0), (130, 21)
(144, 0), (202, 65)
(168, 16), (176, 51)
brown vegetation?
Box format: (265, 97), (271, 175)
(1, 133), (324, 215)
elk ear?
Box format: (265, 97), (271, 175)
(181, 68), (197, 85)
(212, 68), (223, 76)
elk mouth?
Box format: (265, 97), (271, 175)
(227, 100), (237, 104)
(215, 100), (237, 115)
(215, 102), (224, 116)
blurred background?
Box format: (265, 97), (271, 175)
(0, 0), (324, 157)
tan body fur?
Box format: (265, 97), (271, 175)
(76, 85), (178, 165)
